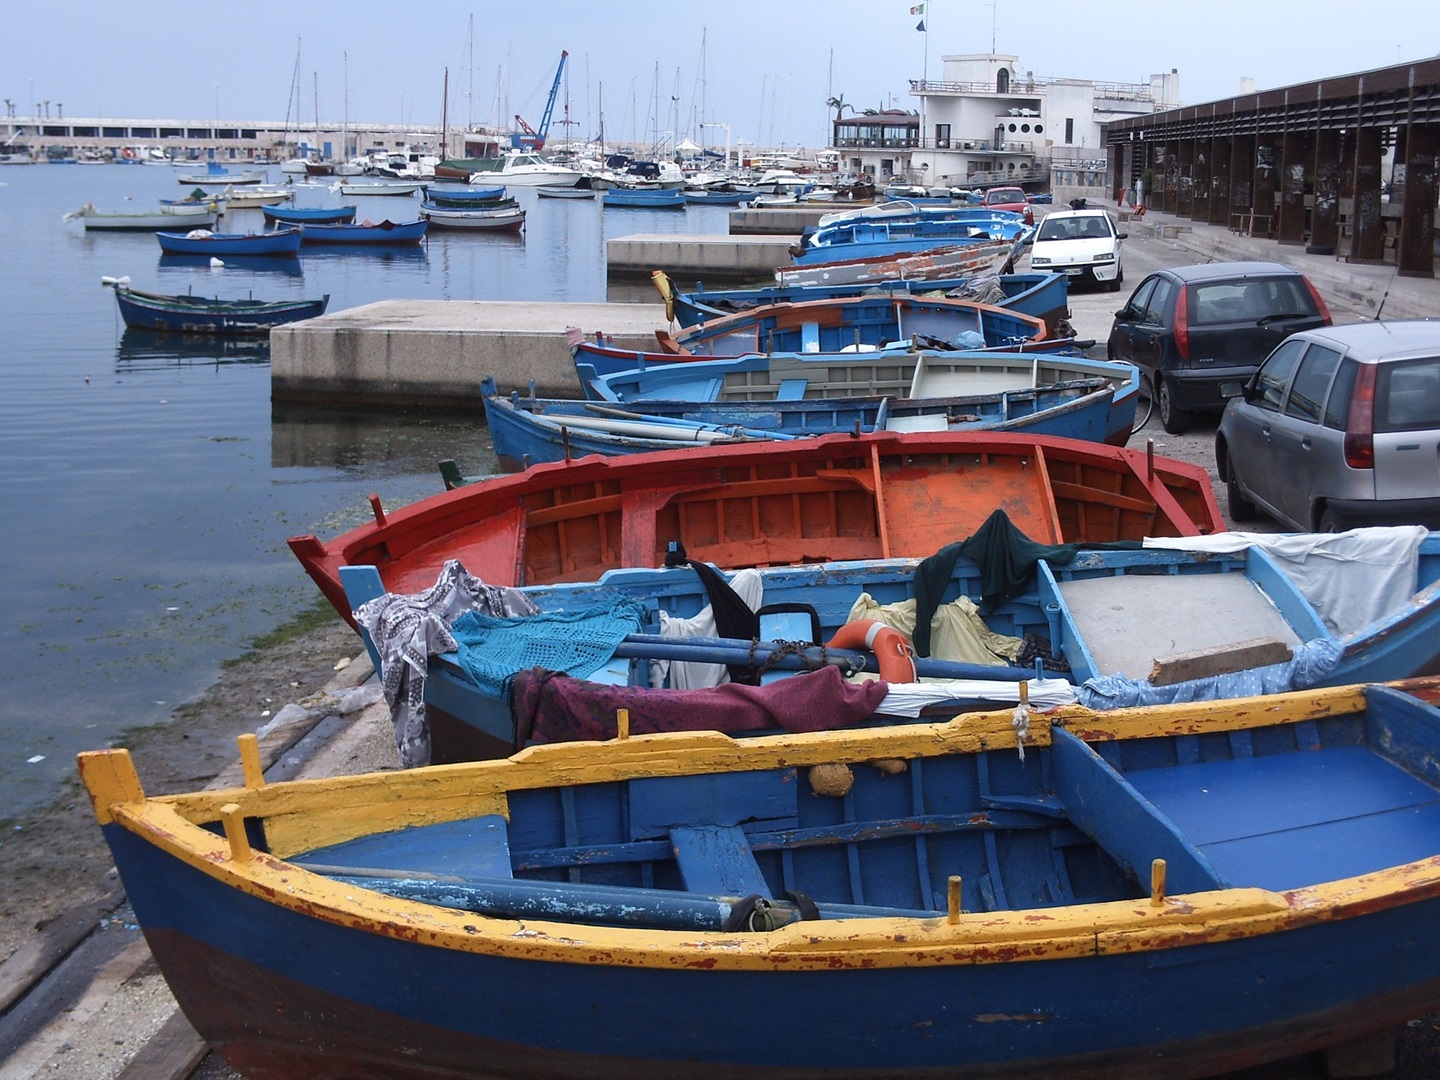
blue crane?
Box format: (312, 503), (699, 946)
(511, 51), (568, 151)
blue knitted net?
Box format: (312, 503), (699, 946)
(450, 599), (648, 696)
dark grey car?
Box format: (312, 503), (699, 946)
(1216, 321), (1440, 531)
(1108, 262), (1332, 435)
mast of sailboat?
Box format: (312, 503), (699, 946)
(342, 53), (349, 162)
(441, 68), (449, 160)
(312, 72), (320, 160)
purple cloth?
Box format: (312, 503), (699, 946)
(511, 665), (891, 748)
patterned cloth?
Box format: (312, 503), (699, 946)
(354, 560), (539, 768)
(450, 599), (648, 697)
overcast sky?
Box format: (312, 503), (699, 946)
(8, 1), (1437, 151)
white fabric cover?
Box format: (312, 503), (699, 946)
(1144, 526), (1428, 636)
(651, 569), (764, 690)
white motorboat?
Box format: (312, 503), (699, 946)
(468, 151), (583, 187)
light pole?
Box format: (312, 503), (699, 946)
(214, 85), (219, 123)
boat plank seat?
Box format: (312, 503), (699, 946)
(1123, 687), (1440, 892)
(1050, 727), (1226, 895)
(669, 825), (772, 897)
(776, 378), (809, 400)
(628, 770), (798, 897)
(293, 814), (515, 880)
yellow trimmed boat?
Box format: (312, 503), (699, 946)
(82, 677), (1440, 1078)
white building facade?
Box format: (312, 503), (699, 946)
(833, 53), (1180, 192)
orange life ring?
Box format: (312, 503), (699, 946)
(824, 619), (916, 684)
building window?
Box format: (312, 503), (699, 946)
(997, 69), (1010, 93)
(881, 158), (894, 177)
(1020, 123), (1030, 133)
(1035, 124), (1043, 134)
(1065, 118), (1074, 143)
(935, 123), (950, 148)
(1008, 123), (1017, 133)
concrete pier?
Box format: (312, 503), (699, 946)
(727, 207), (832, 234)
(606, 233), (795, 280)
(270, 300), (663, 404)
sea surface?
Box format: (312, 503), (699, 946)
(0, 163), (733, 817)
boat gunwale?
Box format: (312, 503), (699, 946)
(80, 679), (1440, 969)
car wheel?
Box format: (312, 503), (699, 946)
(1107, 265), (1124, 292)
(1158, 378), (1191, 435)
(1226, 478), (1261, 524)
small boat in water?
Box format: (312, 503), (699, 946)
(214, 184), (293, 208)
(81, 676), (1440, 1078)
(420, 184), (508, 207)
(174, 162), (268, 185)
(103, 276), (328, 334)
(289, 429), (1222, 617)
(64, 201), (219, 232)
(337, 179), (425, 197)
(261, 204), (358, 225)
(536, 180), (597, 199)
(155, 226), (303, 256)
(297, 219), (428, 245)
(419, 203), (525, 232)
(602, 186), (686, 209)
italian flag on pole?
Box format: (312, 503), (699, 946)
(911, 2), (926, 30)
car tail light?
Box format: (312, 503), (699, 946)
(1174, 286), (1190, 361)
(1303, 278), (1333, 324)
(1344, 363), (1376, 470)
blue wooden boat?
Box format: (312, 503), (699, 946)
(421, 184), (509, 207)
(297, 219), (428, 245)
(683, 188), (750, 205)
(657, 270), (1068, 332)
(570, 293), (1075, 387)
(104, 278), (328, 334)
(790, 205), (1032, 267)
(261, 204), (358, 225)
(155, 226), (303, 256)
(602, 186), (686, 209)
(81, 676), (1440, 1078)
(333, 524), (1440, 763)
(485, 358), (1128, 468)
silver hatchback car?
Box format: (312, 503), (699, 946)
(1216, 320), (1440, 531)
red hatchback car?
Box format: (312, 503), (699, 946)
(981, 185), (1034, 225)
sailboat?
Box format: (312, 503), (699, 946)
(304, 73), (334, 175)
(334, 53), (365, 175)
(279, 41), (310, 174)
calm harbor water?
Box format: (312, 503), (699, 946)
(0, 163), (731, 817)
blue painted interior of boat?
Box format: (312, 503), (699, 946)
(286, 686), (1440, 929)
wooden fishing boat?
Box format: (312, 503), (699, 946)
(174, 163), (267, 185)
(334, 520), (1440, 762)
(217, 185), (294, 209)
(602, 186), (686, 209)
(536, 183), (597, 199)
(419, 203), (526, 232)
(683, 188), (750, 205)
(155, 226), (303, 256)
(657, 269), (1068, 333)
(790, 207), (1031, 267)
(485, 364), (1127, 469)
(337, 179), (425, 196)
(297, 219), (428, 245)
(776, 236), (1023, 289)
(104, 278), (329, 334)
(571, 293), (1065, 388)
(64, 202), (219, 232)
(288, 429), (1222, 625)
(420, 184), (508, 206)
(80, 676), (1440, 1079)
(261, 204), (358, 225)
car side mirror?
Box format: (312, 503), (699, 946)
(1116, 231), (1128, 240)
(1218, 380), (1246, 400)
(1114, 308), (1132, 320)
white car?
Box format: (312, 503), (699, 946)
(1027, 208), (1126, 290)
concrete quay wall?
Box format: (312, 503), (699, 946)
(606, 232), (795, 280)
(270, 300), (663, 405)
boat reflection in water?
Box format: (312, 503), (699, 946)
(156, 254), (305, 279)
(297, 244), (431, 265)
(115, 328), (270, 370)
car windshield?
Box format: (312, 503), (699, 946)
(1037, 216), (1108, 241)
(986, 190), (1019, 204)
(1189, 278), (1318, 326)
